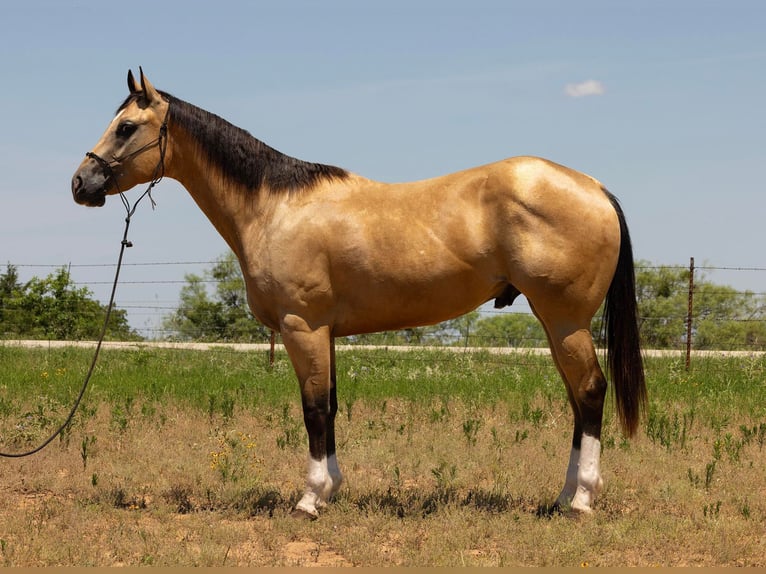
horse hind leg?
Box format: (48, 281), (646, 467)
(326, 338), (343, 498)
(534, 310), (607, 513)
(556, 328), (606, 512)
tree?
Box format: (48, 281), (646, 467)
(470, 313), (547, 347)
(162, 253), (271, 342)
(627, 261), (766, 350)
(632, 263), (690, 349)
(693, 283), (766, 350)
(0, 264), (139, 340)
(0, 264), (22, 330)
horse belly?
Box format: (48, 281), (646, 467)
(329, 256), (504, 336)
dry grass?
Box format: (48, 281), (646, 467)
(1, 391), (764, 566)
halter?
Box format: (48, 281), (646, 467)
(85, 105), (170, 210)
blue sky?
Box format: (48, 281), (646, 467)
(1, 1), (764, 334)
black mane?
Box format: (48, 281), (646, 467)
(118, 92), (348, 194)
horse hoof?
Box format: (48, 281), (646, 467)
(535, 502), (564, 519)
(290, 506), (319, 521)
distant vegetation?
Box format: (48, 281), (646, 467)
(0, 264), (139, 341)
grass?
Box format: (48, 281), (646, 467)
(0, 344), (765, 566)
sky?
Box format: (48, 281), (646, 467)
(1, 0), (765, 336)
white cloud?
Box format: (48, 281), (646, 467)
(564, 80), (605, 98)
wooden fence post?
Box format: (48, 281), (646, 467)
(269, 330), (276, 367)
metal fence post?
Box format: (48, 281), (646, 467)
(686, 257), (695, 370)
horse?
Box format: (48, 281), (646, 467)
(72, 69), (646, 518)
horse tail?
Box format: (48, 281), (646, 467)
(602, 189), (647, 437)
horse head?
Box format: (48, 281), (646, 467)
(71, 68), (169, 207)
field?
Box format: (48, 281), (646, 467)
(0, 343), (765, 566)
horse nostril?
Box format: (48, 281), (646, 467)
(72, 175), (83, 194)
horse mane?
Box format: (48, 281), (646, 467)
(117, 92), (349, 194)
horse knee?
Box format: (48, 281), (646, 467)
(577, 371), (607, 409)
(573, 371), (607, 439)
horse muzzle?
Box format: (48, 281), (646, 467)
(71, 158), (114, 207)
(71, 173), (108, 207)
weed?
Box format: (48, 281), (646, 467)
(709, 413), (730, 435)
(703, 500), (722, 519)
(430, 400), (450, 423)
(164, 483), (195, 514)
(209, 430), (260, 485)
(208, 393), (236, 422)
(220, 394), (236, 421)
(106, 486), (147, 510)
(705, 460), (717, 490)
(110, 405), (129, 433)
(80, 435), (97, 469)
(207, 394), (217, 421)
(646, 408), (693, 451)
(141, 402), (156, 419)
(722, 433), (743, 463)
(521, 401), (543, 427)
(687, 467), (700, 489)
(344, 396), (356, 422)
(712, 438), (722, 461)
(110, 396), (134, 433)
(739, 422), (766, 449)
(0, 397), (14, 418)
(431, 460), (457, 490)
(275, 403), (302, 450)
(462, 418), (482, 446)
(392, 465), (402, 488)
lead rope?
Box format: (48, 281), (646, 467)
(0, 140), (166, 458)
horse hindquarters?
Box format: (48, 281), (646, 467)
(531, 190), (645, 513)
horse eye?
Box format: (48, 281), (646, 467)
(116, 122), (137, 139)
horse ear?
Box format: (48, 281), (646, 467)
(127, 69), (139, 94)
(138, 67), (162, 104)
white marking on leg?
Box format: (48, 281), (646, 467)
(294, 455), (334, 518)
(327, 453), (343, 497)
(556, 446), (580, 507)
(570, 434), (603, 513)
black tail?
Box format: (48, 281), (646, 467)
(603, 189), (647, 437)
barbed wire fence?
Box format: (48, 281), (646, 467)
(3, 258), (766, 370)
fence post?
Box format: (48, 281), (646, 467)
(269, 330), (276, 367)
(686, 257), (695, 370)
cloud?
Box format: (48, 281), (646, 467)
(564, 80), (605, 98)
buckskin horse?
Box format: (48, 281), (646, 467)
(72, 69), (646, 518)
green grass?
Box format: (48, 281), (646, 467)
(0, 344), (765, 566)
(2, 345), (764, 426)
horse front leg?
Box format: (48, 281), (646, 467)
(281, 318), (343, 519)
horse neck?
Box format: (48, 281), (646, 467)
(163, 127), (264, 258)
